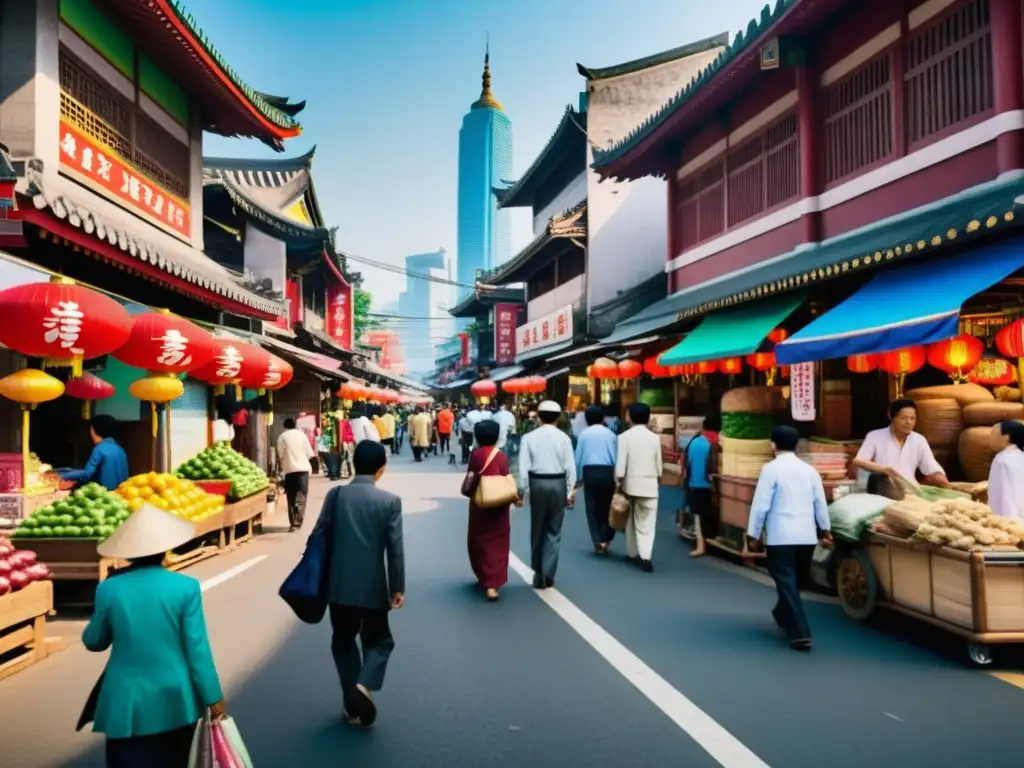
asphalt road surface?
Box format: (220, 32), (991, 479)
(2, 448), (1024, 767)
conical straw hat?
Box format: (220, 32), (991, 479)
(97, 503), (197, 560)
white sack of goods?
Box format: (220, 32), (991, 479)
(962, 402), (1024, 427)
(906, 383), (994, 407)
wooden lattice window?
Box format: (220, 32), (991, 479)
(727, 113), (799, 227)
(675, 160), (725, 252)
(822, 56), (894, 186)
(58, 50), (190, 199)
(904, 0), (993, 147)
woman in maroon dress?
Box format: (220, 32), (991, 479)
(466, 420), (518, 600)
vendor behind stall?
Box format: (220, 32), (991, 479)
(853, 398), (948, 496)
(60, 415), (130, 491)
(987, 420), (1024, 521)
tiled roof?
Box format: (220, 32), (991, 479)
(499, 106), (586, 210)
(577, 32), (730, 81)
(592, 0), (797, 172)
(481, 200), (587, 286)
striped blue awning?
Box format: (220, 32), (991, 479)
(776, 240), (1024, 364)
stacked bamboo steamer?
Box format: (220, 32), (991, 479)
(906, 383), (1024, 481)
(719, 387), (783, 479)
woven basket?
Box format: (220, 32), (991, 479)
(958, 426), (998, 482)
(720, 453), (771, 479)
(721, 386), (782, 414)
(914, 398), (963, 449)
(906, 383), (994, 407)
(962, 401), (1024, 427)
(718, 436), (773, 456)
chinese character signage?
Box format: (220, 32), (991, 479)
(516, 305), (573, 358)
(58, 121), (192, 241)
(325, 277), (354, 351)
(790, 361), (816, 422)
(494, 303), (520, 365)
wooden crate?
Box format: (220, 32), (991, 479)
(163, 510), (228, 573)
(0, 580), (66, 681)
(224, 491), (268, 547)
(25, 538), (126, 581)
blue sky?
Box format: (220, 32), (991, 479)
(197, 0), (768, 307)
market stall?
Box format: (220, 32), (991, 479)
(0, 538), (67, 680)
(831, 484), (1024, 665)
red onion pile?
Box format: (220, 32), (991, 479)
(0, 537), (50, 596)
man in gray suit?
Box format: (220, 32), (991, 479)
(313, 440), (405, 727)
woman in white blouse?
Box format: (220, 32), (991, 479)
(987, 420), (1024, 521)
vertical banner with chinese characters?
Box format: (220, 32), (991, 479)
(274, 279), (301, 331)
(57, 120), (191, 241)
(458, 333), (470, 368)
(516, 305), (573, 359)
(790, 361), (816, 422)
(494, 303), (519, 365)
(325, 277), (354, 351)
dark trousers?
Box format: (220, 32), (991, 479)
(106, 724), (194, 768)
(529, 475), (567, 581)
(383, 437), (395, 455)
(689, 487), (716, 540)
(460, 432), (473, 464)
(329, 604), (395, 694)
(412, 446), (424, 462)
(582, 465), (616, 546)
(283, 471), (309, 527)
(765, 545), (815, 641)
(439, 433), (451, 454)
(324, 452), (341, 480)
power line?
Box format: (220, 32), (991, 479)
(341, 250), (475, 289)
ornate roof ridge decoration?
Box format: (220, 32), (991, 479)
(203, 146), (316, 174)
(499, 105), (587, 210)
(109, 0), (302, 150)
(449, 286), (525, 318)
(481, 200), (587, 286)
(253, 91), (307, 118)
(591, 0), (797, 176)
(577, 31), (731, 81)
(23, 160), (285, 317)
(213, 175), (326, 244)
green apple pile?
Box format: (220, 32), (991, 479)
(11, 483), (131, 540)
(175, 442), (269, 501)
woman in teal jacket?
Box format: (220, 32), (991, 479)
(81, 503), (226, 767)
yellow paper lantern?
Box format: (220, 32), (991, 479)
(129, 374), (184, 404)
(0, 368), (65, 404)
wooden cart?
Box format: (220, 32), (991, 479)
(0, 580), (66, 681)
(835, 532), (1024, 665)
(224, 489), (268, 548)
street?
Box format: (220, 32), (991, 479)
(2, 451), (1024, 768)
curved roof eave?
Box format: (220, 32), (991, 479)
(499, 106), (586, 209)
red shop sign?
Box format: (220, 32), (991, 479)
(494, 303), (519, 365)
(58, 120), (191, 240)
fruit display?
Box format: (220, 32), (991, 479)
(10, 483), (130, 540)
(115, 473), (224, 523)
(0, 538), (50, 595)
(175, 442), (269, 501)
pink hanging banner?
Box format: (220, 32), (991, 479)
(325, 278), (354, 351)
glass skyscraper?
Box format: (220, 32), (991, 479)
(456, 48), (512, 304)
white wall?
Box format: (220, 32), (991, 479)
(532, 172), (587, 236)
(527, 274), (584, 321)
(585, 47), (724, 309)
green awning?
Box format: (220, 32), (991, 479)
(659, 292), (805, 365)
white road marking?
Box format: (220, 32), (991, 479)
(508, 554), (770, 768)
(882, 711), (904, 723)
(199, 556), (268, 592)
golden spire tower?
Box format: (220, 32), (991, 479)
(472, 39), (503, 112)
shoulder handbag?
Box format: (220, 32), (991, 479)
(460, 447), (501, 499)
(468, 448), (519, 509)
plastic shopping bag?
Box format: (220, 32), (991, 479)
(218, 717), (254, 768)
(211, 720), (243, 768)
(188, 710), (214, 768)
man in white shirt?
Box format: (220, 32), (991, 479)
(350, 406), (381, 447)
(277, 417), (316, 533)
(854, 398), (948, 495)
(615, 403), (664, 572)
(517, 401), (576, 589)
(747, 425), (833, 651)
(457, 409), (475, 464)
(493, 402), (517, 452)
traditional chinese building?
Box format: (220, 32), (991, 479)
(0, 0), (305, 469)
(594, 0), (1024, 349)
(443, 286), (525, 389)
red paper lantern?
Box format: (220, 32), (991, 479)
(767, 328), (789, 344)
(256, 354), (293, 391)
(746, 352), (776, 371)
(526, 376), (547, 393)
(64, 372), (115, 419)
(674, 363), (700, 377)
(502, 378), (522, 393)
(696, 360), (719, 375)
(0, 276), (132, 376)
(879, 346), (927, 375)
(719, 357), (744, 375)
(471, 379), (498, 401)
(968, 357), (1016, 386)
(112, 310), (215, 375)
(997, 320), (1024, 359)
(190, 338), (250, 388)
(927, 334), (984, 377)
(847, 354), (879, 374)
(617, 359), (642, 379)
(590, 357), (618, 380)
(643, 358), (671, 377)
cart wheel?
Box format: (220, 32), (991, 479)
(968, 642), (993, 667)
(837, 549), (877, 621)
